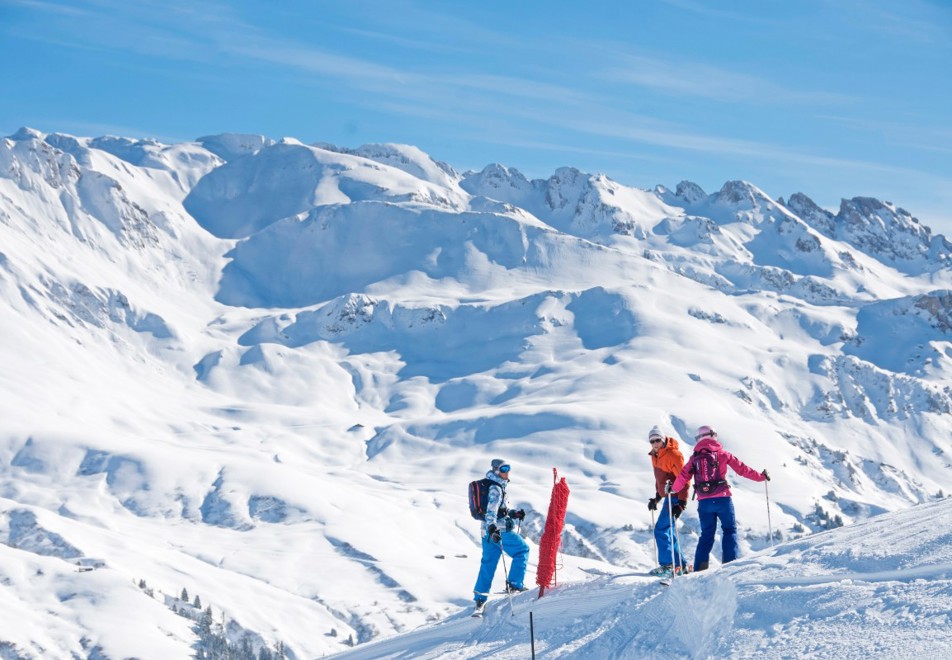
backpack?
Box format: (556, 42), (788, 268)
(692, 448), (728, 496)
(468, 479), (505, 520)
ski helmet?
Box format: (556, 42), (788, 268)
(695, 425), (717, 441)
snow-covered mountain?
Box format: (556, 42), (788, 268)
(1, 127), (950, 657)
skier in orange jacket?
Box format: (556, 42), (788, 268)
(646, 425), (689, 576)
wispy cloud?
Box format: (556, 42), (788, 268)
(597, 54), (853, 106)
(229, 42), (403, 84)
(658, 0), (771, 24)
(1, 0), (88, 16)
(819, 114), (952, 155)
(822, 0), (952, 47)
(2, 0), (237, 63)
(567, 110), (952, 190)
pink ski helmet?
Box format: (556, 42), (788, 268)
(695, 425), (717, 441)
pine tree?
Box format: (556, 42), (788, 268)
(181, 587), (189, 602)
(199, 608), (212, 636)
(193, 594), (202, 609)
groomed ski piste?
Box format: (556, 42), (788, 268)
(332, 497), (952, 659)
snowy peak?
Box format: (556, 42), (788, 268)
(197, 133), (275, 162)
(183, 141), (468, 239)
(1, 131), (79, 192)
(88, 135), (165, 165)
(459, 163), (536, 206)
(675, 180), (707, 204)
(834, 197), (951, 271)
(463, 165), (668, 238)
(782, 192), (952, 274)
(784, 192), (836, 236)
(332, 142), (460, 188)
(9, 126), (46, 141)
(714, 180), (775, 210)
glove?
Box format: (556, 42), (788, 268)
(762, 469), (771, 481)
(488, 524), (501, 543)
(672, 500), (686, 518)
(510, 509), (526, 520)
(647, 496), (661, 511)
(664, 481), (673, 495)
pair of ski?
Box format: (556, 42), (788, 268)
(657, 570), (691, 586)
(472, 588), (523, 618)
(587, 569), (685, 586)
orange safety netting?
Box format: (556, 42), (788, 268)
(536, 470), (570, 595)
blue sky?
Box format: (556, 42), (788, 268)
(2, 0), (950, 232)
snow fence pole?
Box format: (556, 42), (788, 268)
(552, 468), (557, 590)
(666, 482), (676, 580)
(530, 611), (536, 659)
(765, 480), (775, 547)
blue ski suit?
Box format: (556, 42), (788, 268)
(472, 471), (529, 601)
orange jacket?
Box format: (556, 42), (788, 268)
(650, 437), (689, 501)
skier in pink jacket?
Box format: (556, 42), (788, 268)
(668, 425), (769, 571)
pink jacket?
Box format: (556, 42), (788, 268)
(671, 437), (765, 500)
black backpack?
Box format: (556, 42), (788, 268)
(692, 448), (729, 496)
(468, 479), (505, 520)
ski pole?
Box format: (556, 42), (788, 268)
(649, 508), (658, 562)
(666, 482), (676, 580)
(498, 536), (515, 617)
(674, 513), (683, 572)
(765, 480), (774, 547)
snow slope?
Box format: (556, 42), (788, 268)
(334, 497), (952, 659)
(0, 126), (950, 657)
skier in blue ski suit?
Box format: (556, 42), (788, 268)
(472, 459), (529, 606)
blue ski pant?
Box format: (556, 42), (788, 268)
(473, 531), (529, 601)
(694, 495), (739, 570)
(654, 499), (688, 569)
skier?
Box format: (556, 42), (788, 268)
(472, 459), (528, 613)
(668, 425), (769, 571)
(646, 425), (689, 578)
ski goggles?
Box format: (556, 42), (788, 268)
(649, 438), (663, 444)
(498, 464), (511, 473)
